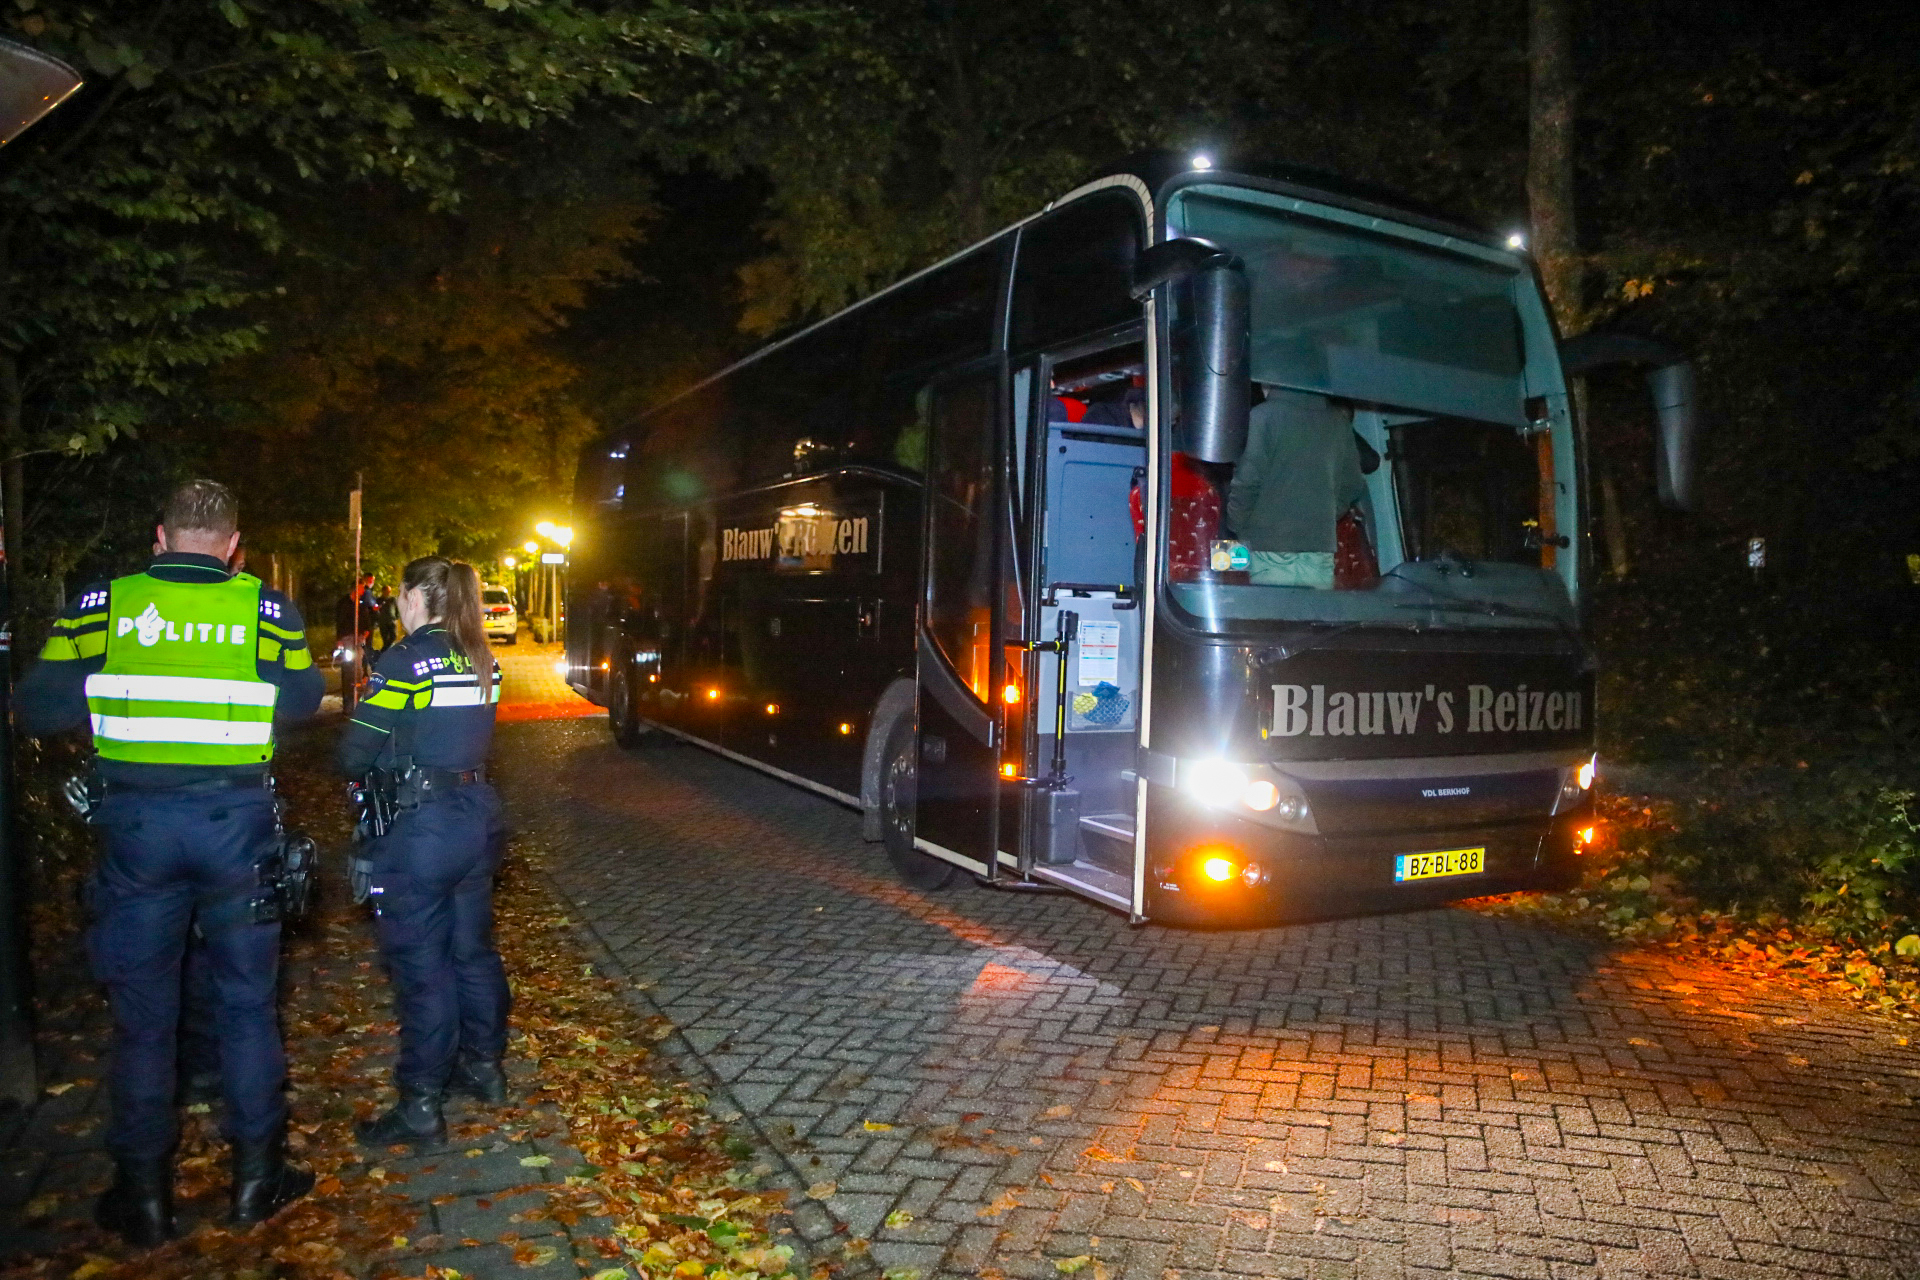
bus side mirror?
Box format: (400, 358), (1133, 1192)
(0, 37), (81, 145)
(1558, 331), (1699, 512)
(1134, 239), (1250, 465)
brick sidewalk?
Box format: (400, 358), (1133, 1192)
(501, 718), (1920, 1280)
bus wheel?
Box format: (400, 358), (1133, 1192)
(608, 651), (651, 748)
(879, 715), (955, 891)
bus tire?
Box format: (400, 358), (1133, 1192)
(878, 712), (956, 891)
(607, 648), (651, 748)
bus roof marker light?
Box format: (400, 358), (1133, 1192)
(1190, 153), (1213, 171)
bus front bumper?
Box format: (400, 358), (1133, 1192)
(1141, 785), (1591, 926)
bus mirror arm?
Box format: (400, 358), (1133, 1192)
(1130, 237), (1237, 299)
(1558, 331), (1698, 512)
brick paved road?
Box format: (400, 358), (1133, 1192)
(498, 717), (1920, 1280)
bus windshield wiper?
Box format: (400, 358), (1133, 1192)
(1383, 567), (1587, 656)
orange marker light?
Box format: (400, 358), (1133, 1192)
(1201, 856), (1236, 882)
(1001, 763), (1017, 778)
(647, 673), (658, 683)
(1576, 825), (1596, 848)
(706, 687), (720, 701)
(1003, 682), (1021, 704)
(766, 703), (779, 715)
(838, 723), (853, 735)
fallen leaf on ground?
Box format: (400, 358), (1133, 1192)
(806, 1180), (837, 1200)
(1055, 1256), (1092, 1273)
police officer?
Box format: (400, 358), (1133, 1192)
(17, 479), (324, 1244)
(340, 556), (509, 1146)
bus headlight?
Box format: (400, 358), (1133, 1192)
(1182, 759), (1248, 808)
(1556, 754), (1598, 811)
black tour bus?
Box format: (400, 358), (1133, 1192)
(564, 155), (1694, 924)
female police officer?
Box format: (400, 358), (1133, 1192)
(339, 556), (509, 1146)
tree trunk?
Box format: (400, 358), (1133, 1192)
(1599, 465), (1631, 579)
(1527, 0), (1581, 332)
(935, 6), (989, 243)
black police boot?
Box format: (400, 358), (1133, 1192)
(95, 1156), (176, 1247)
(446, 1056), (509, 1105)
(355, 1086), (446, 1148)
(229, 1134), (315, 1226)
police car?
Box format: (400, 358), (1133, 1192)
(483, 587), (518, 644)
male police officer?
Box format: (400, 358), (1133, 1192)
(17, 479), (324, 1245)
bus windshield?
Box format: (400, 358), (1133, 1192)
(1163, 186), (1577, 635)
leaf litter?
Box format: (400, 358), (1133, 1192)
(0, 728), (797, 1280)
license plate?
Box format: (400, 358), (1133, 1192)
(1394, 847), (1486, 882)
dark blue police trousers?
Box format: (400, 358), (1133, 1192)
(87, 785), (285, 1162)
(367, 785), (510, 1091)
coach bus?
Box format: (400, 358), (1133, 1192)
(563, 153), (1695, 924)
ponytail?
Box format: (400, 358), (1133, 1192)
(402, 556), (495, 686)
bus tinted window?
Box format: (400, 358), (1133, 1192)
(739, 313), (866, 482)
(1010, 189), (1143, 354)
(925, 371), (999, 698)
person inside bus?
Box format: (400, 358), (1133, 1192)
(1226, 386), (1369, 589)
(1048, 375), (1143, 430)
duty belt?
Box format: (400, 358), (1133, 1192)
(411, 766), (484, 795)
(103, 773), (272, 797)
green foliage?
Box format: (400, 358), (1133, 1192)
(715, 0), (1292, 334)
(1, 0), (693, 463)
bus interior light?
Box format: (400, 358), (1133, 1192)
(1003, 682), (1021, 704)
(1190, 153), (1213, 171)
(1183, 758), (1248, 808)
(1506, 231), (1526, 250)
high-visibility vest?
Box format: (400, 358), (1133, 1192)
(84, 571), (279, 766)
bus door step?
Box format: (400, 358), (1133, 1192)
(1080, 812), (1136, 844)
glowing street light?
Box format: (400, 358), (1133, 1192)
(524, 540), (540, 555)
(551, 525), (573, 549)
(535, 520), (557, 539)
(502, 555), (517, 570)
